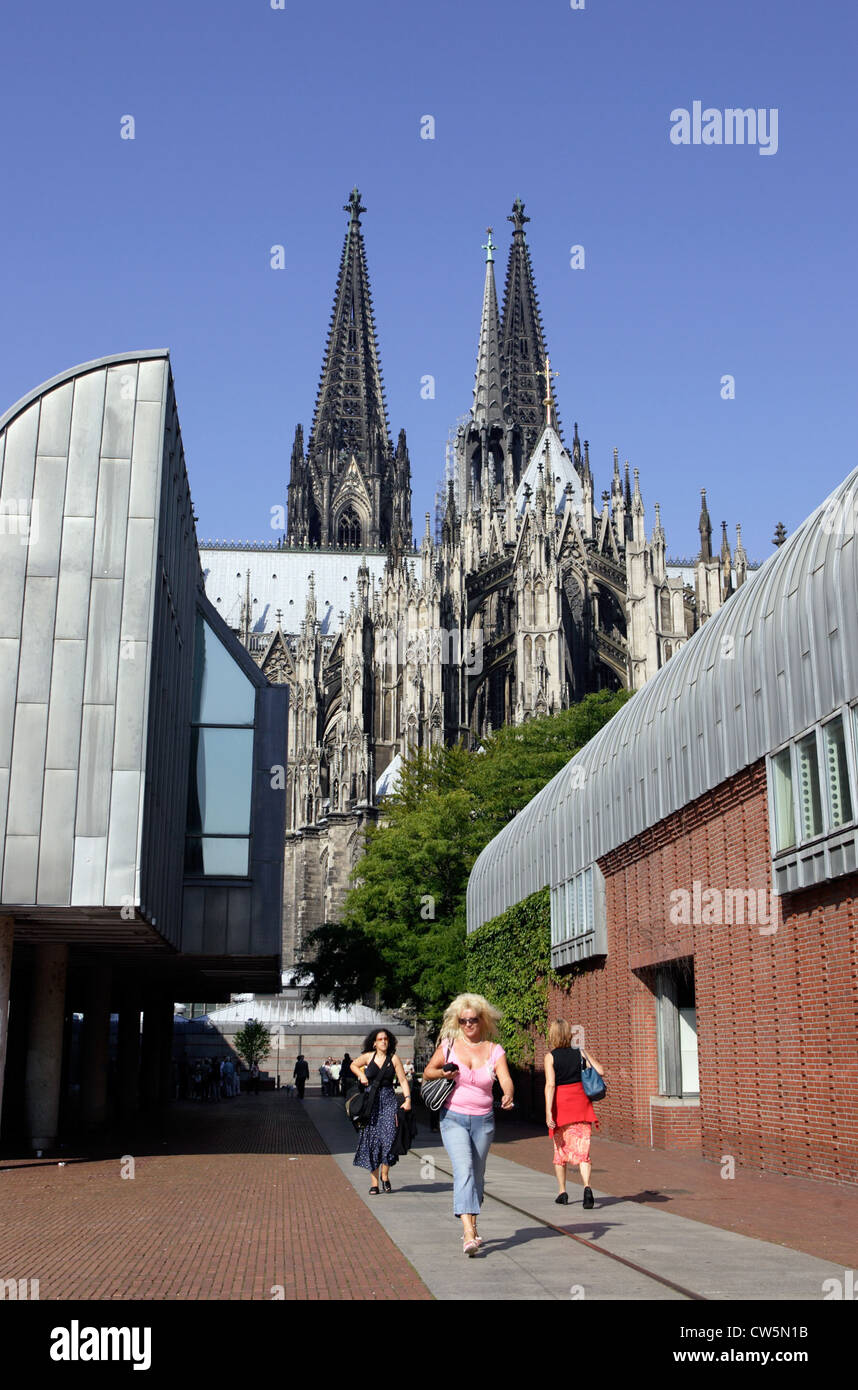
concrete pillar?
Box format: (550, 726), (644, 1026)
(81, 964), (112, 1129)
(140, 996), (167, 1110)
(25, 944), (69, 1153)
(117, 990), (142, 1124)
(0, 916), (13, 1133)
(158, 999), (175, 1105)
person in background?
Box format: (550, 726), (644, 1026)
(543, 1020), (605, 1210)
(340, 1053), (354, 1098)
(293, 1054), (309, 1099)
(422, 994), (514, 1255)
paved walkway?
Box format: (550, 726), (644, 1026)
(0, 1095), (430, 1301)
(0, 1092), (853, 1301)
(307, 1098), (853, 1302)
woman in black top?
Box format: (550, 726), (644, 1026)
(544, 1020), (605, 1209)
(351, 1029), (412, 1193)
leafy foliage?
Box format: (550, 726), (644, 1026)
(233, 1020), (272, 1069)
(303, 690), (629, 1022)
(465, 889), (556, 1067)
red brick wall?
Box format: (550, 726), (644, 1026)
(543, 761), (858, 1185)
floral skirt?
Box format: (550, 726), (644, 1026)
(353, 1086), (399, 1171)
(552, 1122), (592, 1167)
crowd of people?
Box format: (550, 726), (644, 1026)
(174, 1055), (244, 1101)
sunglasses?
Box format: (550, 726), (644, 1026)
(459, 1017), (480, 1026)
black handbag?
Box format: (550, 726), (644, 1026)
(345, 1059), (386, 1130)
(420, 1046), (457, 1112)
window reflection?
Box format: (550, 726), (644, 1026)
(185, 613), (256, 878)
(192, 613), (255, 725)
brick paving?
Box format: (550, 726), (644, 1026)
(488, 1113), (858, 1268)
(0, 1094), (432, 1301)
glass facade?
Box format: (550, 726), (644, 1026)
(185, 614), (256, 876)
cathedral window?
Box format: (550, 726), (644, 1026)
(337, 508), (362, 548)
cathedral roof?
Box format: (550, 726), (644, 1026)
(200, 546), (391, 636)
(515, 424), (583, 515)
(468, 463), (858, 931)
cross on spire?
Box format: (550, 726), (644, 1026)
(344, 187), (366, 224)
(482, 227), (495, 263)
(538, 355), (559, 429)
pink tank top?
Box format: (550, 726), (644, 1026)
(445, 1042), (505, 1116)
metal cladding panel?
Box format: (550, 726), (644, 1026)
(128, 400), (164, 517)
(71, 836), (108, 905)
(17, 577), (57, 702)
(55, 518), (95, 639)
(104, 769), (142, 903)
(0, 531), (28, 640)
(35, 381), (73, 458)
(36, 769), (77, 903)
(3, 836), (39, 903)
(83, 578), (123, 703)
(226, 887), (252, 953)
(112, 642), (148, 769)
(76, 704), (115, 838)
(467, 465), (858, 932)
(0, 643), (18, 768)
(65, 373), (105, 517)
(27, 456), (67, 577)
(101, 365), (137, 458)
(6, 704), (48, 835)
(121, 519), (156, 640)
(92, 460), (131, 578)
(1, 402), (39, 500)
(0, 769), (8, 885)
(45, 639), (86, 770)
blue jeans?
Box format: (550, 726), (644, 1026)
(440, 1109), (495, 1216)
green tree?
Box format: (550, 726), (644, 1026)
(233, 1020), (272, 1069)
(304, 690), (629, 1019)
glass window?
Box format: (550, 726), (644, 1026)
(185, 613), (256, 877)
(796, 734), (823, 841)
(823, 716), (853, 829)
(185, 837), (250, 876)
(771, 748), (796, 852)
(186, 728), (254, 835)
(192, 613), (256, 725)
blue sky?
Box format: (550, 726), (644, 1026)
(1, 0), (856, 563)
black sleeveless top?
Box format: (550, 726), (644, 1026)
(365, 1056), (395, 1088)
(551, 1047), (583, 1085)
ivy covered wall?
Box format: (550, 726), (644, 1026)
(465, 887), (560, 1067)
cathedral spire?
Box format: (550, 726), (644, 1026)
(288, 190), (409, 550)
(310, 187), (390, 464)
(501, 197), (558, 457)
(699, 489), (713, 561)
(471, 228), (506, 427)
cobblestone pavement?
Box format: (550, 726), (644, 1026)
(0, 1094), (431, 1301)
(487, 1115), (858, 1269)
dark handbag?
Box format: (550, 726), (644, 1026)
(580, 1052), (606, 1101)
(420, 1046), (456, 1112)
(345, 1061), (386, 1130)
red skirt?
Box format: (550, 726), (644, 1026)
(553, 1082), (596, 1127)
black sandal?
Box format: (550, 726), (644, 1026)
(381, 1179), (392, 1193)
(369, 1185), (379, 1195)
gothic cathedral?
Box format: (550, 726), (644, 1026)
(200, 189), (752, 966)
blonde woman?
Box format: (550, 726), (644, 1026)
(423, 993), (514, 1255)
(544, 1020), (604, 1209)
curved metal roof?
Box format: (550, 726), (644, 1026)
(467, 465), (858, 931)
